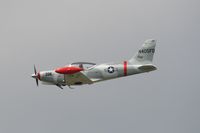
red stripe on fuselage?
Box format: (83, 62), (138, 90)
(124, 61), (127, 76)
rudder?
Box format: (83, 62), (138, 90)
(129, 39), (156, 65)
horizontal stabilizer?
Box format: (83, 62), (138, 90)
(138, 64), (157, 72)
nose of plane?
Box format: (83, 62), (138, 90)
(31, 73), (37, 79)
(31, 72), (41, 80)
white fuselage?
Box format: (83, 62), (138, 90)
(37, 62), (154, 86)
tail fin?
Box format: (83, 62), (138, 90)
(129, 39), (156, 65)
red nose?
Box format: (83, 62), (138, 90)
(37, 72), (41, 80)
(55, 66), (83, 74)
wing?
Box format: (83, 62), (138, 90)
(64, 71), (93, 85)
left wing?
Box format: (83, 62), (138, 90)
(64, 72), (93, 85)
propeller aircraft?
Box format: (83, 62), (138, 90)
(31, 39), (157, 89)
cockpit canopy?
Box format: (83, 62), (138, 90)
(70, 62), (96, 70)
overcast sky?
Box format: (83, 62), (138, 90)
(0, 0), (200, 133)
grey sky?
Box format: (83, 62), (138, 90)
(0, 0), (200, 133)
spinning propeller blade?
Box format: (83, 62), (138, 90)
(33, 65), (39, 86)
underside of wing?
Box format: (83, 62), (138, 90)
(64, 72), (93, 85)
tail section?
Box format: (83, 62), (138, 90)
(129, 39), (156, 65)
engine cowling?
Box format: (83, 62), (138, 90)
(39, 71), (65, 84)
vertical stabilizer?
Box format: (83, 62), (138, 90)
(129, 39), (156, 65)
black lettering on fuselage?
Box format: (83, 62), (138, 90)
(45, 72), (52, 76)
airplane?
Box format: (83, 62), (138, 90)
(31, 39), (157, 89)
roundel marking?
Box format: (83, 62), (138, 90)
(107, 66), (115, 73)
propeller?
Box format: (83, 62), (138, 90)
(32, 65), (39, 86)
